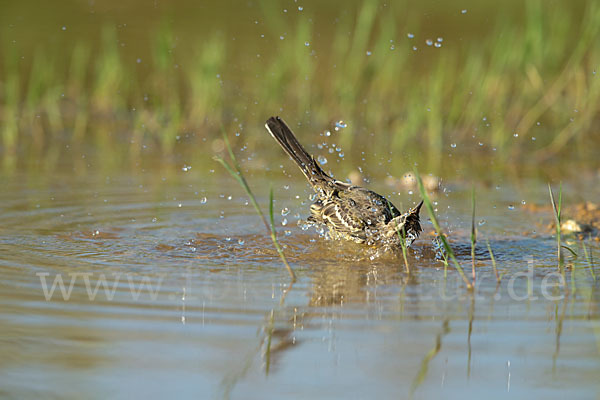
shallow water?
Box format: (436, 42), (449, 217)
(0, 171), (599, 399)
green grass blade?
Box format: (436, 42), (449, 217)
(486, 239), (500, 283)
(470, 185), (477, 285)
(388, 202), (410, 273)
(415, 168), (472, 289)
(215, 132), (295, 281)
(548, 183), (563, 267)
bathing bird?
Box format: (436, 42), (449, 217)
(265, 116), (423, 248)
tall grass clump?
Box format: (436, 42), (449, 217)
(1, 0), (600, 171)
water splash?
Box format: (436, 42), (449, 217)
(334, 121), (347, 130)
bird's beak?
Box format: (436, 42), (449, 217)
(411, 200), (424, 215)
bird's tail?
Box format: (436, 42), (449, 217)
(265, 116), (334, 189)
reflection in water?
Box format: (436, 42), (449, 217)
(467, 294), (475, 379)
(410, 319), (450, 397)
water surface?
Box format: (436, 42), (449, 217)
(0, 171), (599, 399)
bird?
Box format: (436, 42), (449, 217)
(265, 116), (423, 249)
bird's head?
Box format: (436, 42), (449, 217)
(386, 200), (423, 246)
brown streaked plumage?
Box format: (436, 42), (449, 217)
(265, 116), (423, 248)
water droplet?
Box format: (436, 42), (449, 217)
(478, 142), (483, 146)
(238, 239), (245, 245)
(284, 230), (292, 236)
(281, 207), (290, 216)
(407, 33), (415, 39)
(450, 143), (457, 148)
(437, 37), (443, 42)
(281, 218), (288, 226)
(461, 9), (468, 14)
(434, 42), (442, 48)
(521, 200), (526, 205)
(325, 130), (331, 136)
(366, 50), (372, 56)
(339, 152), (344, 157)
(478, 219), (486, 226)
(280, 36), (285, 40)
(227, 195), (232, 200)
(334, 121), (347, 131)
(412, 46), (418, 51)
(201, 197), (207, 204)
(298, 6), (303, 11)
(513, 133), (519, 137)
(508, 205), (515, 210)
(317, 155), (328, 165)
(532, 137), (536, 141)
(152, 217), (158, 222)
(305, 41), (310, 47)
(178, 203), (182, 208)
(426, 39), (433, 46)
(390, 44), (395, 50)
(61, 26), (67, 31)
(536, 121), (541, 126)
(182, 164), (192, 172)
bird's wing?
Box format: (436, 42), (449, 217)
(319, 199), (367, 242)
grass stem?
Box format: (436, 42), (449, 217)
(415, 168), (472, 290)
(548, 183), (563, 268)
(486, 239), (501, 283)
(470, 185), (477, 286)
(215, 132), (296, 281)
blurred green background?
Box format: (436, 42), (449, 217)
(0, 0), (598, 178)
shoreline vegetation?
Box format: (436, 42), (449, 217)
(1, 1), (600, 174)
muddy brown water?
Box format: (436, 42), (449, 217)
(0, 171), (598, 399)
